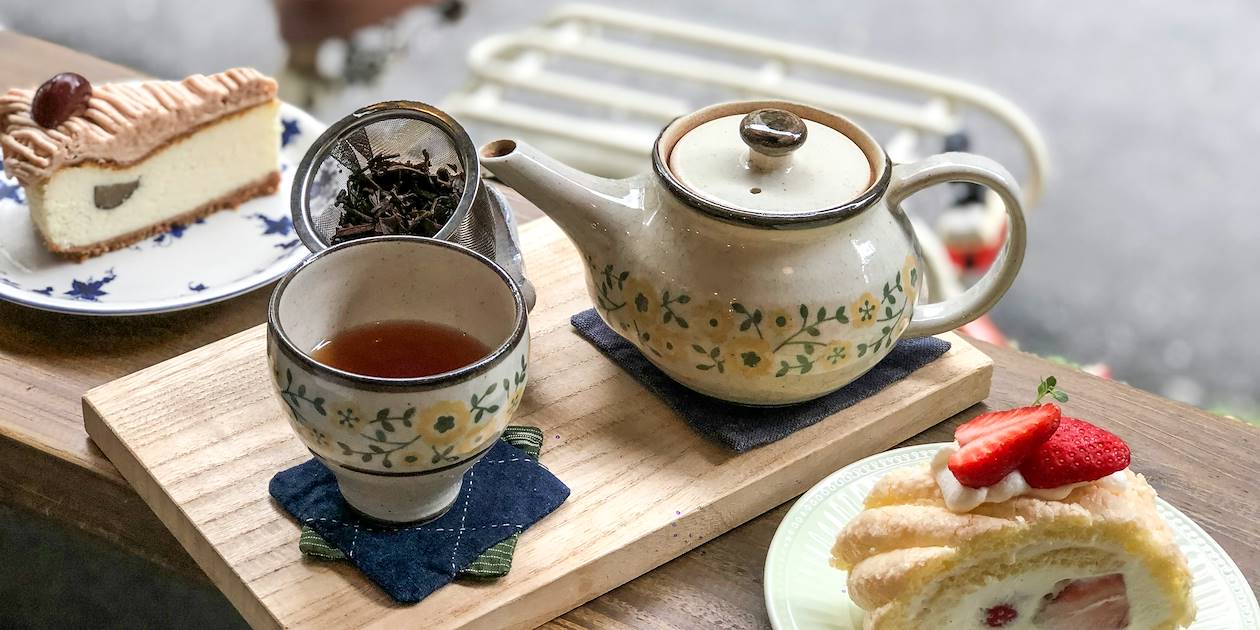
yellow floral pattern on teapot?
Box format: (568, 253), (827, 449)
(588, 255), (919, 380)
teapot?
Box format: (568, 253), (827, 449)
(481, 101), (1026, 405)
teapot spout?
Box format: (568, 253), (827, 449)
(479, 139), (640, 254)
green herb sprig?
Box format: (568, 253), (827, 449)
(1033, 375), (1069, 405)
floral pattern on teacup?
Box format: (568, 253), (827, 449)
(273, 352), (529, 471)
(587, 255), (919, 380)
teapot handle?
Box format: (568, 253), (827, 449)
(887, 152), (1028, 338)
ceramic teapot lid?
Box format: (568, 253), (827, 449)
(653, 101), (889, 228)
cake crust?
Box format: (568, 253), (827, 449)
(45, 171), (280, 261)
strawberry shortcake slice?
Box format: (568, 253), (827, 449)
(831, 378), (1195, 629)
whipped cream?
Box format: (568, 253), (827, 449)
(936, 564), (1164, 630)
(932, 442), (1129, 513)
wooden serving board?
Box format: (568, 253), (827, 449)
(83, 218), (992, 630)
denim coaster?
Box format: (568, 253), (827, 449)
(270, 438), (570, 603)
(571, 308), (951, 452)
(297, 426), (545, 580)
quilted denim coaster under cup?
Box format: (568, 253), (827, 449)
(298, 426), (545, 580)
(570, 308), (951, 452)
(270, 439), (570, 603)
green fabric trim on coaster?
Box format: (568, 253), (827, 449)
(458, 533), (519, 580)
(299, 526), (345, 560)
(298, 426), (545, 580)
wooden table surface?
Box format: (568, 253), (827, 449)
(0, 31), (1255, 628)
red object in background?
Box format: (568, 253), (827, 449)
(946, 228), (1005, 272)
(961, 314), (1007, 346)
(960, 315), (1112, 381)
(274, 0), (453, 44)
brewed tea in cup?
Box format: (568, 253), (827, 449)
(267, 236), (529, 523)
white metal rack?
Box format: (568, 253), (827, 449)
(443, 3), (1049, 305)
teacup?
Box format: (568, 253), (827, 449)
(267, 236), (529, 523)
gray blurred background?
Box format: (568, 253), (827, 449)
(1, 0), (1257, 627)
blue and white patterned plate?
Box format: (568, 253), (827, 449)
(0, 102), (322, 316)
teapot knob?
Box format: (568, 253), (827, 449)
(740, 108), (806, 171)
(740, 109), (807, 156)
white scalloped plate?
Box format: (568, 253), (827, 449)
(0, 101), (322, 316)
(764, 443), (1259, 630)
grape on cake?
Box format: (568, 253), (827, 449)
(831, 379), (1195, 629)
(0, 68), (280, 260)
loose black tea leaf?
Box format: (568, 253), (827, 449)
(330, 150), (463, 244)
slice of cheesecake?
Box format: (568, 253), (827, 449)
(0, 68), (280, 260)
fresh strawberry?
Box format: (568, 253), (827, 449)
(948, 404), (1061, 488)
(984, 603), (1019, 627)
(1019, 418), (1131, 489)
(955, 403), (1062, 445)
(1032, 574), (1130, 629)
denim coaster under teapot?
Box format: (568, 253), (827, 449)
(571, 309), (951, 452)
(270, 435), (569, 603)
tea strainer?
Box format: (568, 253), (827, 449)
(290, 101), (535, 310)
